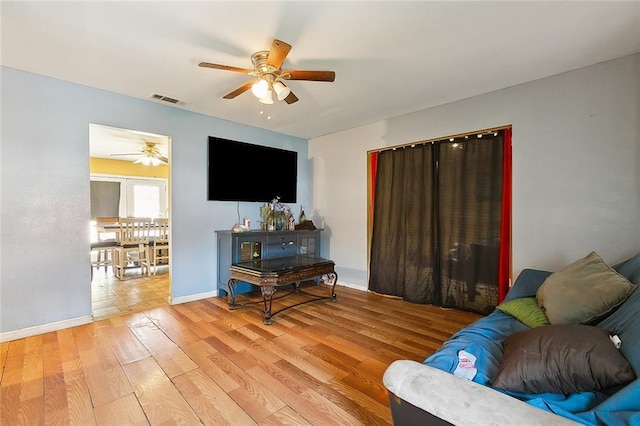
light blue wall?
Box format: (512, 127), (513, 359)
(0, 66), (308, 335)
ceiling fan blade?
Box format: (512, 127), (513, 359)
(284, 91), (299, 104)
(198, 62), (252, 74)
(267, 39), (292, 69)
(223, 81), (253, 99)
(282, 70), (335, 82)
(110, 152), (140, 156)
(159, 156), (169, 164)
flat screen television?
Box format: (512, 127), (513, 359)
(207, 136), (298, 203)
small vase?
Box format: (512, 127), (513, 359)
(275, 213), (285, 231)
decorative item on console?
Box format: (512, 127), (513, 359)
(231, 216), (251, 232)
(295, 220), (317, 230)
(260, 197), (294, 231)
(260, 203), (272, 230)
(294, 205), (316, 231)
(231, 223), (250, 232)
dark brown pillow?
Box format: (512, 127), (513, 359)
(493, 324), (635, 394)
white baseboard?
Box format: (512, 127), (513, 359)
(336, 280), (367, 291)
(0, 315), (93, 343)
(170, 290), (218, 305)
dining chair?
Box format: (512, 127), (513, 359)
(113, 217), (152, 280)
(90, 216), (120, 278)
(150, 218), (169, 275)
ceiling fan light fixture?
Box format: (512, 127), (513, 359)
(273, 81), (291, 101)
(258, 88), (274, 104)
(133, 154), (162, 166)
(251, 79), (269, 99)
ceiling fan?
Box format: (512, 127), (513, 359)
(111, 141), (168, 166)
(198, 39), (335, 105)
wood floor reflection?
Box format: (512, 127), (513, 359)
(91, 266), (170, 320)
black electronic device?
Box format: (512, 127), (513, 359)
(207, 136), (298, 203)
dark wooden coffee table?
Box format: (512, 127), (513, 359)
(227, 256), (337, 324)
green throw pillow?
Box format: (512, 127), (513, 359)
(496, 297), (550, 328)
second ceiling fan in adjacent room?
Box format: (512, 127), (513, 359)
(111, 141), (168, 166)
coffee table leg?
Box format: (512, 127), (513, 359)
(261, 285), (276, 325)
(227, 278), (238, 309)
(328, 272), (338, 301)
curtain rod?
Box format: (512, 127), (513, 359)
(368, 124), (512, 155)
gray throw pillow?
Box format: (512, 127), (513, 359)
(536, 251), (637, 325)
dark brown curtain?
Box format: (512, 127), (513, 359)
(368, 132), (504, 314)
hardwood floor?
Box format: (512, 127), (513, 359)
(2, 279), (481, 425)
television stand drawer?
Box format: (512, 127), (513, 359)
(266, 235), (297, 257)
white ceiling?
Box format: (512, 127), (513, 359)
(3, 1), (640, 151)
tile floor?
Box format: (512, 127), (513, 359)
(91, 264), (170, 319)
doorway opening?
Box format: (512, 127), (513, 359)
(89, 123), (171, 319)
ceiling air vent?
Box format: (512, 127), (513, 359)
(150, 93), (182, 104)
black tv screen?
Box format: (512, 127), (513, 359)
(208, 136), (298, 203)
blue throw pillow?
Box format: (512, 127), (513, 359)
(502, 269), (552, 302)
(598, 252), (640, 378)
(614, 252), (640, 285)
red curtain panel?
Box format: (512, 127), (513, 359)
(370, 151), (379, 210)
(498, 127), (512, 303)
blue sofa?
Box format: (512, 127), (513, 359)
(383, 253), (640, 425)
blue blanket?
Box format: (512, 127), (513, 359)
(424, 254), (640, 426)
